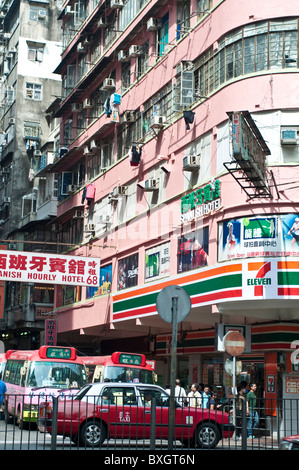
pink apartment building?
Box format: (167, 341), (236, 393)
(51, 0), (299, 420)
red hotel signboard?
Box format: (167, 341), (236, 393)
(0, 250), (100, 287)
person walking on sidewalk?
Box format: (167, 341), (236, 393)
(246, 382), (259, 438)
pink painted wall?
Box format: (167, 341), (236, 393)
(55, 0), (299, 333)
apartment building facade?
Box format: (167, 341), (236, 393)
(31, 0), (299, 421)
(0, 0), (62, 348)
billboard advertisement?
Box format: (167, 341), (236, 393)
(145, 242), (170, 281)
(218, 214), (299, 261)
(178, 227), (209, 273)
(118, 253), (138, 290)
(86, 264), (112, 298)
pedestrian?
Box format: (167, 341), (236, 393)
(187, 383), (202, 408)
(201, 385), (211, 408)
(175, 379), (187, 406)
(207, 391), (217, 410)
(235, 384), (247, 439)
(246, 382), (259, 438)
(0, 372), (7, 420)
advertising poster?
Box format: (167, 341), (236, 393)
(118, 254), (138, 290)
(145, 242), (170, 281)
(86, 264), (112, 298)
(218, 214), (299, 261)
(178, 227), (209, 273)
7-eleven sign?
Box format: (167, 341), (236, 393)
(244, 261), (277, 298)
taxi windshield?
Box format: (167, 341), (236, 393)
(101, 366), (154, 384)
(27, 361), (86, 388)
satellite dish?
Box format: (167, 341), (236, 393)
(156, 285), (191, 324)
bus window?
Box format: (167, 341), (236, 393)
(26, 361), (85, 388)
(103, 366), (154, 384)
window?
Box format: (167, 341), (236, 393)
(197, 0), (211, 17)
(24, 121), (40, 139)
(121, 61), (131, 92)
(139, 388), (170, 407)
(87, 151), (102, 180)
(100, 387), (137, 406)
(28, 45), (44, 62)
(177, 0), (190, 40)
(25, 83), (42, 100)
(158, 13), (169, 56)
(29, 5), (47, 23)
(136, 41), (149, 77)
(194, 18), (299, 97)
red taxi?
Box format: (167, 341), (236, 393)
(38, 383), (234, 448)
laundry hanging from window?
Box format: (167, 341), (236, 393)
(104, 93), (122, 122)
(81, 183), (96, 205)
(129, 144), (142, 167)
(183, 110), (195, 130)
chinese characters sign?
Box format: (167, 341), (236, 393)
(45, 319), (57, 346)
(180, 180), (221, 223)
(218, 214), (299, 261)
(0, 250), (100, 287)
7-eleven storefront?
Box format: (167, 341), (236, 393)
(113, 257), (299, 413)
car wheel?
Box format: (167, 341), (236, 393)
(196, 422), (220, 449)
(80, 420), (106, 447)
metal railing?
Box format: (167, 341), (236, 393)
(0, 394), (297, 450)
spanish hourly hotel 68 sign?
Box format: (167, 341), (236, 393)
(0, 250), (100, 287)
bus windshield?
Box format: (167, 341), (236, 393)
(27, 361), (86, 389)
(98, 365), (154, 384)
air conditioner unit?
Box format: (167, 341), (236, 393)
(38, 10), (46, 18)
(8, 243), (16, 250)
(176, 61), (194, 75)
(97, 17), (106, 28)
(66, 184), (76, 194)
(73, 209), (84, 219)
(118, 50), (128, 62)
(77, 42), (86, 53)
(83, 145), (91, 155)
(281, 129), (298, 145)
(147, 18), (161, 31)
(83, 98), (93, 109)
(144, 178), (158, 191)
(99, 214), (112, 224)
(183, 154), (200, 171)
(86, 223), (95, 232)
(65, 5), (74, 15)
(102, 78), (115, 90)
(33, 150), (42, 157)
(150, 115), (166, 129)
(122, 111), (135, 123)
(129, 45), (140, 57)
(3, 197), (11, 203)
(8, 118), (15, 125)
(113, 185), (128, 197)
(89, 140), (99, 151)
(110, 0), (123, 8)
(72, 103), (82, 113)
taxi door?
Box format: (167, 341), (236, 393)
(139, 388), (185, 442)
(99, 386), (142, 440)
